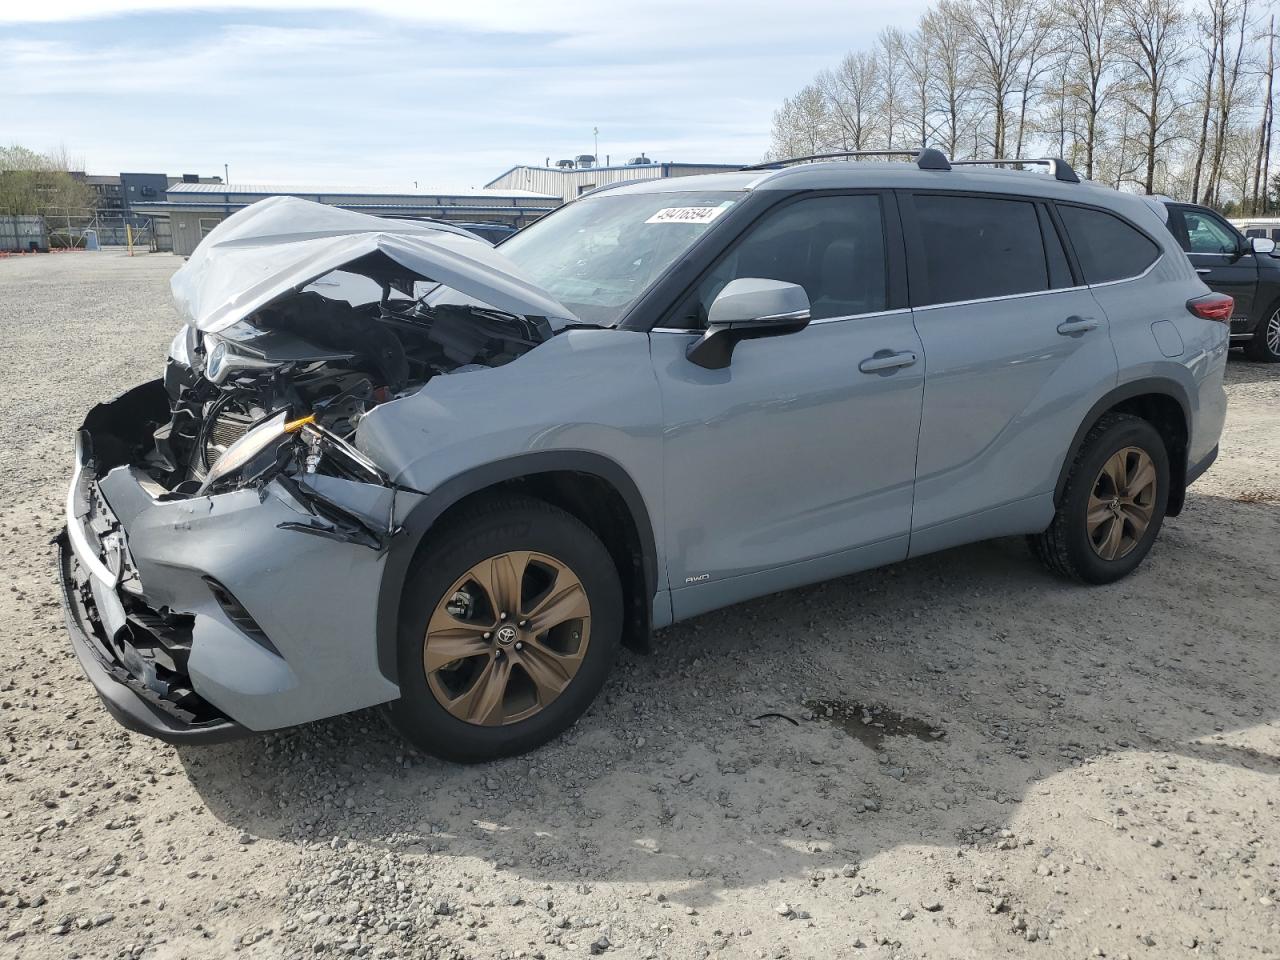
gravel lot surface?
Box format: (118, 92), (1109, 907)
(1, 252), (1278, 960)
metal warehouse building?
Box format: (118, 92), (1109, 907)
(132, 182), (559, 256)
(486, 160), (745, 203)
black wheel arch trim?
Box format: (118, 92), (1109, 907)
(374, 450), (659, 683)
(1055, 378), (1193, 511)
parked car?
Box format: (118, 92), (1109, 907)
(60, 154), (1229, 761)
(1230, 216), (1280, 243)
(1155, 199), (1280, 361)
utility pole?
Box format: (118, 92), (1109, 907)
(224, 163), (229, 185)
(593, 127), (598, 160)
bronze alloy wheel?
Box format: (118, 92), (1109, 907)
(423, 551), (591, 726)
(1087, 445), (1158, 561)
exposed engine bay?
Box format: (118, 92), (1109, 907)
(141, 283), (554, 497)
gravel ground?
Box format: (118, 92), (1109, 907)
(1, 252), (1278, 960)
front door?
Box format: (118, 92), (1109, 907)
(650, 192), (925, 620)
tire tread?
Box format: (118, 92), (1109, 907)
(1030, 412), (1143, 582)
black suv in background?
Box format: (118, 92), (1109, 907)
(1157, 199), (1280, 362)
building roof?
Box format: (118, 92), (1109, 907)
(485, 161), (744, 188)
(167, 181), (556, 199)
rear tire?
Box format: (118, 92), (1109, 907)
(386, 494), (622, 762)
(1030, 413), (1170, 584)
(1244, 307), (1280, 362)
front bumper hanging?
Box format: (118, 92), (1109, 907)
(58, 380), (420, 742)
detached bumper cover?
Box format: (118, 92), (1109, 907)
(60, 382), (424, 740)
(58, 532), (247, 743)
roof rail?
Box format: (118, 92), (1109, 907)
(742, 148), (952, 172)
(948, 157), (1080, 184)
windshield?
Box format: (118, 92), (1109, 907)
(497, 190), (743, 325)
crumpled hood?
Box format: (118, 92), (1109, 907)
(171, 195), (576, 332)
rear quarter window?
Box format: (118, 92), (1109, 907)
(1058, 205), (1160, 284)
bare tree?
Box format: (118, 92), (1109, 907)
(1116, 0), (1188, 194)
(764, 0), (1278, 210)
(1189, 4), (1222, 204)
(1012, 8), (1058, 157)
(922, 0), (976, 156)
(1254, 15), (1275, 212)
(1203, 0), (1254, 207)
(819, 50), (881, 151)
(767, 84), (834, 159)
(956, 0), (1044, 156)
(902, 29), (940, 149)
(878, 27), (909, 149)
(1063, 0), (1121, 179)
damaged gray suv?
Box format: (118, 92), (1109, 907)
(60, 150), (1230, 761)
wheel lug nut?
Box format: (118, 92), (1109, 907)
(500, 611), (508, 620)
(514, 641), (523, 651)
(518, 620), (528, 628)
(483, 632), (492, 640)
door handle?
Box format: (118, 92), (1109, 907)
(1056, 316), (1099, 335)
(1195, 268), (1212, 275)
(858, 350), (918, 373)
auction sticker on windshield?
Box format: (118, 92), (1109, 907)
(645, 205), (730, 225)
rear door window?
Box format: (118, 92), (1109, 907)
(1058, 204), (1160, 283)
(909, 194), (1048, 305)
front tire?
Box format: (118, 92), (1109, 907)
(387, 494), (622, 762)
(1245, 307), (1280, 362)
(1031, 413), (1170, 584)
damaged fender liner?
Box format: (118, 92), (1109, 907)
(56, 532), (250, 745)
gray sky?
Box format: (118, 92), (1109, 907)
(2, 1), (930, 192)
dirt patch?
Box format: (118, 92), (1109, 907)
(0, 254), (1277, 960)
(804, 699), (944, 750)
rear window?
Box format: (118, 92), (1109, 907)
(1058, 205), (1159, 283)
(912, 194), (1048, 305)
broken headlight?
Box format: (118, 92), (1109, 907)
(197, 411), (314, 496)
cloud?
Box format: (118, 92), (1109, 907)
(0, 2), (930, 188)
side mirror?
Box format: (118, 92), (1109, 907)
(1251, 236), (1276, 256)
(687, 278), (811, 369)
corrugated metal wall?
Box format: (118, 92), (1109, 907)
(0, 216), (48, 252)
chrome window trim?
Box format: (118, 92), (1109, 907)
(650, 307), (911, 334)
(912, 284), (1087, 313)
(653, 252), (1163, 328)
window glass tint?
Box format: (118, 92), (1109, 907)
(674, 194), (887, 328)
(1059, 205), (1161, 282)
(913, 195), (1047, 305)
(1181, 209), (1239, 255)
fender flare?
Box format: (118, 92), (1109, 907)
(374, 450), (659, 684)
(1054, 377), (1193, 507)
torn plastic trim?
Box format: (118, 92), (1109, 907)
(67, 431), (121, 588)
(275, 473), (389, 550)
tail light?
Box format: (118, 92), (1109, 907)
(1186, 292), (1233, 322)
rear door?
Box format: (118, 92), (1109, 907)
(900, 191), (1118, 555)
(1166, 204), (1258, 332)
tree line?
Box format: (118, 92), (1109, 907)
(0, 145), (95, 218)
(768, 0), (1278, 214)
